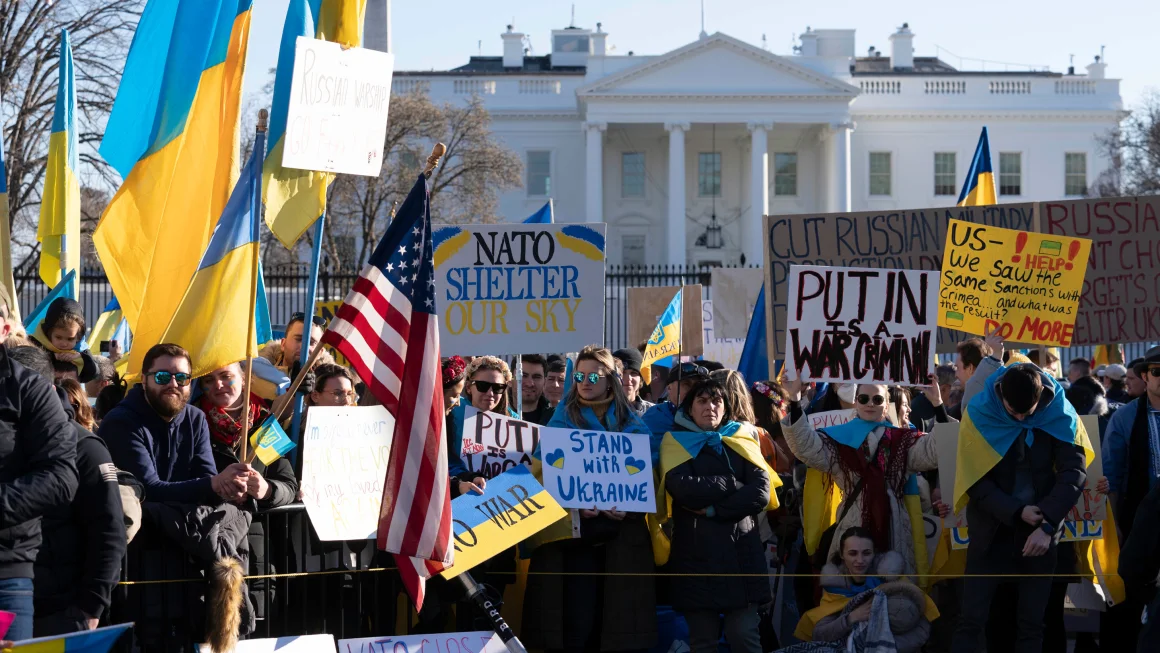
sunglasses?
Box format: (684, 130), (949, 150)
(290, 312), (328, 328)
(152, 371), (192, 387)
(471, 380), (508, 394)
(574, 372), (607, 385)
(856, 394), (886, 406)
(1149, 367), (1160, 378)
(676, 363), (709, 378)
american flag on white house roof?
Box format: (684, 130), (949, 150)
(320, 173), (453, 609)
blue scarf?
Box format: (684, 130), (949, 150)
(670, 411), (745, 459)
(966, 365), (1080, 454)
(829, 574), (884, 598)
(824, 417), (892, 449)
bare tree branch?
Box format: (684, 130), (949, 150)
(1094, 90), (1160, 197)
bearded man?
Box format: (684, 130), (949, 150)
(101, 344), (250, 504)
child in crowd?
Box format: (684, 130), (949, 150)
(31, 298), (98, 383)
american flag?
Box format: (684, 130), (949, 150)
(321, 174), (453, 608)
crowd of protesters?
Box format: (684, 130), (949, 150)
(0, 281), (1155, 652)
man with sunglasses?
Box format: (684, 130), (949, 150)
(642, 363), (709, 445)
(102, 344), (253, 505)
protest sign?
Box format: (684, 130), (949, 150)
(710, 268), (764, 339)
(808, 409), (855, 431)
(441, 466), (566, 579)
(460, 407), (540, 480)
(937, 219), (1092, 346)
(432, 224), (606, 356)
(627, 285), (704, 357)
(199, 635), (337, 652)
(539, 426), (655, 512)
(300, 406), (393, 541)
(338, 632), (506, 653)
(702, 300), (744, 369)
(762, 203), (1038, 359)
(784, 265), (938, 385)
(1040, 196), (1160, 345)
(282, 37), (394, 177)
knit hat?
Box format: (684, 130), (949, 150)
(612, 348), (643, 373)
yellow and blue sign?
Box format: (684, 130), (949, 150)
(249, 416), (296, 466)
(5, 622), (132, 652)
(432, 224), (606, 356)
(440, 466), (566, 579)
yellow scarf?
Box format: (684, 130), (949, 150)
(31, 325), (85, 374)
(795, 588), (941, 640)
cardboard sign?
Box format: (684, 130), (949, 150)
(702, 300), (744, 369)
(626, 285), (704, 357)
(337, 632), (505, 653)
(200, 635), (337, 652)
(785, 265), (938, 385)
(441, 466), (566, 579)
(710, 268), (764, 339)
(460, 407), (540, 480)
(808, 409), (855, 431)
(300, 406), (394, 541)
(432, 224), (607, 356)
(282, 37), (394, 177)
(938, 220), (1092, 346)
(762, 203), (1038, 359)
(539, 427), (655, 512)
(1040, 196), (1160, 345)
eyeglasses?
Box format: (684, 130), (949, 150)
(1149, 367), (1160, 378)
(856, 394), (886, 406)
(151, 371), (191, 387)
(471, 380), (508, 394)
(574, 372), (606, 385)
(289, 312), (328, 328)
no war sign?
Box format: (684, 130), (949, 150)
(539, 427), (655, 513)
(432, 224), (606, 356)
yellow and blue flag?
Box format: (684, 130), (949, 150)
(523, 200), (553, 224)
(0, 132), (20, 324)
(658, 423), (781, 520)
(263, 0), (367, 248)
(249, 416), (296, 465)
(23, 269), (77, 335)
(4, 622), (131, 652)
(956, 126), (996, 207)
(95, 0), (253, 382)
(86, 297), (125, 351)
(38, 29), (80, 292)
(641, 288), (683, 385)
(159, 118), (265, 379)
(1092, 344), (1122, 366)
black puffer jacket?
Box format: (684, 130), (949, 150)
(0, 345), (78, 578)
(665, 419), (772, 612)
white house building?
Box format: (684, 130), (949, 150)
(394, 23), (1122, 267)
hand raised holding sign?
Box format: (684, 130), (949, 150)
(783, 378), (803, 402)
(922, 374), (943, 408)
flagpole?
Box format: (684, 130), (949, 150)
(288, 211), (326, 457)
(515, 354), (523, 418)
(240, 110), (268, 464)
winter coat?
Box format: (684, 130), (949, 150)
(811, 552), (932, 653)
(1120, 482), (1160, 652)
(783, 404), (941, 575)
(0, 345), (78, 579)
(665, 418), (772, 612)
(34, 398), (126, 622)
(101, 386), (219, 505)
(521, 394), (553, 426)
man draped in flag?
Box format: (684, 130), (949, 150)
(957, 126), (996, 207)
(38, 30), (80, 292)
(321, 173), (452, 608)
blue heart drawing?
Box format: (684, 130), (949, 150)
(624, 456), (646, 475)
(546, 449), (566, 469)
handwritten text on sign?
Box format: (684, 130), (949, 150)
(460, 407), (539, 480)
(786, 265), (937, 385)
(300, 406), (393, 541)
(441, 466), (566, 579)
(540, 428), (655, 512)
(809, 409), (855, 431)
(282, 37), (394, 177)
(433, 224), (606, 356)
(938, 220), (1092, 346)
(337, 631), (505, 653)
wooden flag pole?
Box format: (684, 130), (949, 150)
(271, 344), (326, 423)
(239, 109), (269, 464)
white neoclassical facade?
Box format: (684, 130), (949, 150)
(395, 23), (1123, 267)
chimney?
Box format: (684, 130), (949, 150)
(889, 22), (914, 70)
(798, 28), (817, 56)
(1085, 55), (1106, 80)
(592, 22), (607, 56)
(502, 25), (524, 68)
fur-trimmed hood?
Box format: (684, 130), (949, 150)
(820, 550), (905, 591)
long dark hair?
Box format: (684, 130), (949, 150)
(679, 378), (735, 428)
(830, 526), (876, 566)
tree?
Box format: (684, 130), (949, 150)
(1094, 90), (1160, 197)
(1, 0), (143, 268)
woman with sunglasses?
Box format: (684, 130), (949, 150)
(781, 377), (948, 576)
(523, 345), (657, 653)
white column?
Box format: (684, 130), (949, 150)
(828, 121), (853, 212)
(746, 122), (771, 266)
(583, 121), (606, 224)
(665, 122), (689, 266)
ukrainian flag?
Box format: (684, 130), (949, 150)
(956, 126), (997, 207)
(0, 132), (20, 324)
(38, 29), (80, 292)
(86, 297), (124, 351)
(640, 289), (683, 385)
(4, 622), (131, 652)
(94, 0), (253, 381)
(159, 120), (265, 379)
(263, 0), (367, 248)
(1092, 344), (1122, 366)
(523, 200), (553, 224)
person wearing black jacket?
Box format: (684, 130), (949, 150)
(0, 289), (79, 641)
(1119, 481), (1160, 652)
(8, 347), (126, 636)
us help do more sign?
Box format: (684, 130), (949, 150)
(282, 37), (394, 177)
(433, 224), (607, 356)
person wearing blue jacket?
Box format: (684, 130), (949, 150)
(445, 356), (520, 486)
(523, 345), (657, 653)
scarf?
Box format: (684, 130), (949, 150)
(826, 427), (922, 553)
(31, 325), (85, 374)
(577, 394), (614, 429)
(200, 393), (264, 447)
(825, 417), (893, 449)
(968, 365), (1082, 453)
(828, 574), (884, 598)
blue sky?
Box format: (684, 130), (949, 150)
(244, 0), (1157, 107)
